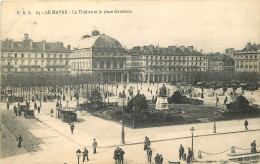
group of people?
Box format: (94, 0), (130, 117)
(80, 139), (98, 162)
(113, 147), (125, 164)
(179, 145), (193, 163)
(143, 136), (164, 164)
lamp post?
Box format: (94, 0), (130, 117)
(39, 75), (42, 107)
(120, 90), (126, 144)
(76, 149), (81, 164)
(132, 107), (135, 128)
(213, 111), (217, 133)
(190, 127), (195, 160)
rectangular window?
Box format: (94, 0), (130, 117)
(41, 54), (44, 58)
(15, 53), (17, 58)
(21, 54), (24, 58)
(60, 55), (62, 58)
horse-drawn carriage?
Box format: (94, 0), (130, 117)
(24, 109), (35, 118)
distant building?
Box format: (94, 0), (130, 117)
(1, 34), (71, 79)
(234, 42), (260, 73)
(225, 48), (235, 58)
(70, 30), (128, 83)
(204, 53), (234, 72)
(127, 45), (204, 83)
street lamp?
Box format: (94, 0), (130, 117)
(120, 90), (126, 144)
(39, 75), (42, 107)
(190, 127), (195, 160)
(213, 111), (217, 133)
(132, 107), (135, 128)
(76, 149), (81, 164)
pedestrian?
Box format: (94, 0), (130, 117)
(82, 147), (89, 162)
(50, 108), (54, 117)
(93, 138), (97, 154)
(118, 148), (125, 164)
(144, 136), (148, 150)
(114, 147), (120, 164)
(179, 144), (184, 160)
(56, 101), (59, 108)
(251, 140), (257, 154)
(34, 102), (37, 110)
(70, 95), (72, 101)
(38, 106), (40, 114)
(154, 153), (160, 164)
(187, 147), (193, 163)
(147, 137), (151, 147)
(244, 120), (249, 131)
(17, 135), (23, 148)
(159, 154), (163, 164)
(147, 147), (152, 163)
(70, 123), (74, 134)
(7, 102), (9, 110)
(14, 105), (17, 116)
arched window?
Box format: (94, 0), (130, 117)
(107, 61), (111, 69)
(113, 61), (117, 69)
(100, 61), (104, 69)
(120, 62), (124, 68)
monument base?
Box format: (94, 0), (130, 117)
(155, 96), (169, 110)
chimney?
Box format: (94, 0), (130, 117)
(10, 39), (14, 50)
(188, 46), (194, 52)
(24, 33), (29, 40)
(67, 45), (71, 50)
(168, 46), (176, 52)
(180, 46), (185, 52)
(133, 46), (140, 51)
(42, 40), (46, 51)
(30, 40), (33, 50)
(148, 45), (154, 52)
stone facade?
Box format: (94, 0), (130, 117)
(234, 42), (260, 73)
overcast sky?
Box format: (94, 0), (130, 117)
(1, 0), (260, 53)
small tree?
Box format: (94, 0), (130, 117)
(168, 91), (183, 104)
(89, 89), (103, 107)
(127, 93), (148, 116)
(226, 95), (250, 112)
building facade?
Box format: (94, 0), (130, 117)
(1, 34), (71, 80)
(70, 30), (129, 83)
(127, 45), (205, 83)
(234, 42), (260, 73)
(204, 53), (234, 72)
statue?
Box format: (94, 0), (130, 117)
(159, 84), (167, 97)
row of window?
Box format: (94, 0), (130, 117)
(3, 60), (68, 66)
(235, 54), (259, 59)
(2, 67), (68, 72)
(145, 61), (203, 66)
(2, 53), (68, 59)
(145, 56), (203, 61)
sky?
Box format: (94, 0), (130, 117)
(1, 0), (260, 53)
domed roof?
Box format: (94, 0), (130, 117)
(77, 35), (123, 49)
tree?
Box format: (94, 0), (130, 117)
(226, 95), (250, 112)
(168, 91), (183, 104)
(127, 93), (148, 116)
(89, 89), (103, 107)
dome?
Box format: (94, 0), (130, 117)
(77, 35), (123, 49)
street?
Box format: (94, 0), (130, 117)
(1, 100), (260, 164)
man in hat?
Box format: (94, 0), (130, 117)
(38, 106), (40, 114)
(114, 147), (120, 164)
(244, 120), (249, 131)
(70, 123), (74, 134)
(144, 136), (148, 150)
(118, 148), (125, 164)
(251, 140), (257, 153)
(159, 154), (163, 164)
(14, 105), (17, 116)
(187, 148), (193, 163)
(82, 147), (89, 162)
(7, 102), (9, 110)
(147, 147), (152, 163)
(93, 138), (97, 154)
(17, 135), (23, 148)
(154, 153), (160, 164)
(179, 144), (184, 160)
(146, 137), (151, 147)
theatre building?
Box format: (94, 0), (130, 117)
(70, 30), (128, 83)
